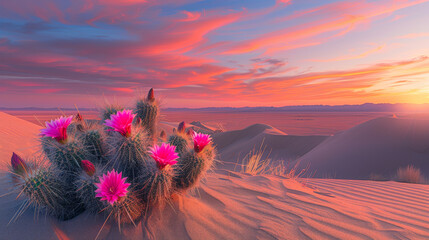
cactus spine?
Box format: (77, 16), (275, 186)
(137, 164), (174, 206)
(42, 137), (87, 176)
(17, 162), (84, 221)
(168, 122), (190, 155)
(101, 104), (124, 121)
(80, 128), (107, 164)
(111, 191), (145, 225)
(173, 138), (215, 192)
(75, 161), (104, 214)
(107, 128), (150, 182)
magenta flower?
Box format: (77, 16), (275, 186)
(192, 132), (212, 153)
(104, 109), (136, 137)
(40, 116), (73, 143)
(149, 143), (179, 170)
(95, 170), (130, 205)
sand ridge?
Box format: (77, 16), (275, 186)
(297, 116), (429, 179)
(1, 171), (428, 239)
(213, 124), (328, 170)
(0, 112), (41, 164)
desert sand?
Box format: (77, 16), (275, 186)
(212, 115), (429, 179)
(0, 112), (428, 239)
(295, 116), (429, 179)
(213, 124), (327, 170)
(0, 112), (41, 163)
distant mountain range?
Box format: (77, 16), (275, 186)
(164, 103), (429, 112)
(2, 103), (429, 112)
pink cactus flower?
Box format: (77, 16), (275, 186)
(192, 132), (212, 153)
(40, 116), (73, 143)
(81, 160), (95, 177)
(104, 109), (136, 137)
(11, 152), (27, 175)
(149, 143), (179, 170)
(95, 170), (130, 205)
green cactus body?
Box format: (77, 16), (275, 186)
(135, 99), (158, 141)
(81, 129), (106, 165)
(75, 172), (104, 214)
(173, 145), (215, 191)
(108, 130), (149, 182)
(101, 104), (124, 121)
(23, 166), (84, 220)
(167, 133), (189, 156)
(42, 137), (87, 175)
(68, 119), (101, 133)
(137, 165), (173, 206)
(111, 191), (145, 224)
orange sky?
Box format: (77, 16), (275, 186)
(0, 0), (428, 108)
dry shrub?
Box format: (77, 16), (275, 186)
(396, 165), (424, 184)
(240, 145), (271, 175)
(240, 142), (308, 179)
(270, 160), (308, 179)
(369, 173), (388, 181)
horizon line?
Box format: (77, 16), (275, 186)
(2, 102), (429, 112)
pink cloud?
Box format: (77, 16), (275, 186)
(34, 88), (67, 94)
(0, 0), (428, 107)
(219, 0), (427, 55)
(108, 87), (134, 93)
(308, 45), (386, 62)
(176, 11), (202, 22)
(397, 32), (429, 39)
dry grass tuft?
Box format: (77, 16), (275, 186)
(369, 173), (388, 181)
(396, 165), (424, 184)
(240, 141), (308, 179)
(270, 160), (308, 179)
(240, 145), (271, 175)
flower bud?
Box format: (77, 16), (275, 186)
(178, 121), (186, 133)
(147, 88), (155, 102)
(81, 160), (96, 176)
(11, 152), (27, 175)
(160, 130), (167, 140)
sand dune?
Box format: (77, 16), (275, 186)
(213, 124), (328, 170)
(190, 121), (221, 133)
(1, 111), (428, 239)
(159, 121), (219, 136)
(1, 171), (428, 239)
(0, 112), (41, 164)
(296, 116), (429, 179)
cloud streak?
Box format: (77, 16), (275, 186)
(0, 0), (428, 107)
(309, 45), (386, 62)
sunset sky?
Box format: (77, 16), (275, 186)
(1, 0), (429, 108)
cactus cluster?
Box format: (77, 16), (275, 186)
(8, 88), (216, 229)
